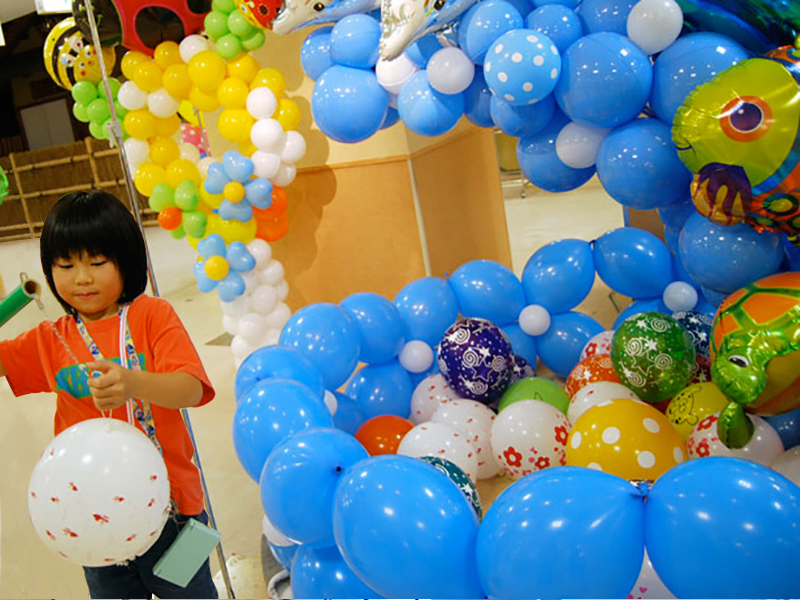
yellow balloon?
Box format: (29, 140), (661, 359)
(121, 51), (149, 81)
(187, 235), (200, 250)
(217, 77), (250, 109)
(149, 137), (180, 167)
(123, 109), (157, 140)
(666, 382), (731, 440)
(275, 98), (302, 131)
(250, 67), (286, 97)
(214, 214), (257, 245)
(224, 181), (246, 203)
(189, 86), (221, 113)
(200, 185), (223, 210)
(166, 159), (201, 188)
(154, 114), (181, 138)
(133, 60), (163, 93)
(227, 53), (260, 85)
(134, 162), (167, 196)
(163, 64), (192, 100)
(188, 50), (227, 93)
(237, 141), (257, 158)
(154, 41), (182, 70)
(566, 398), (687, 481)
(204, 256), (230, 281)
(218, 109), (255, 144)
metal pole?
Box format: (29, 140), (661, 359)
(79, 4), (235, 597)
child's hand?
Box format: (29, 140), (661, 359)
(86, 361), (133, 412)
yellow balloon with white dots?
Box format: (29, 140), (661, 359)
(566, 398), (687, 481)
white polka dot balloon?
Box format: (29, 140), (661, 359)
(409, 373), (461, 424)
(686, 413), (784, 466)
(430, 399), (501, 479)
(397, 422), (479, 482)
(567, 380), (643, 424)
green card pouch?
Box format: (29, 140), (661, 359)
(152, 518), (222, 587)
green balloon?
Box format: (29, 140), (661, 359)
(216, 33), (243, 60)
(113, 101), (128, 120)
(170, 224), (186, 240)
(71, 80), (98, 106)
(212, 0), (237, 14)
(228, 10), (255, 37)
(241, 29), (266, 52)
(204, 10), (230, 41)
(183, 211), (208, 239)
(86, 98), (110, 122)
(175, 180), (200, 210)
(89, 119), (108, 140)
(97, 77), (121, 100)
(498, 377), (570, 414)
(149, 183), (176, 212)
(610, 311), (696, 403)
(72, 102), (91, 123)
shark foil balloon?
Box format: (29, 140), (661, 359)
(272, 0), (380, 34)
(379, 0), (477, 60)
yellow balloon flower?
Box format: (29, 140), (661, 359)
(204, 256), (230, 281)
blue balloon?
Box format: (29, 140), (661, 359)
(218, 198), (253, 222)
(216, 271), (246, 302)
(504, 0), (533, 19)
(658, 195), (696, 230)
(765, 407), (800, 450)
(235, 344), (326, 403)
(477, 467), (645, 598)
(405, 34), (443, 67)
(699, 285), (728, 308)
(463, 67), (494, 128)
(333, 455), (484, 598)
(534, 0), (578, 6)
(312, 65), (388, 143)
(244, 178), (273, 209)
(232, 379), (333, 482)
(458, 0), (524, 65)
(193, 261), (217, 293)
(268, 541), (298, 572)
(678, 212), (784, 294)
(301, 26), (334, 81)
(448, 260), (526, 326)
(279, 302), (361, 389)
(645, 457), (800, 598)
(260, 428), (368, 547)
(554, 32), (652, 128)
(291, 545), (382, 599)
(501, 322), (538, 366)
(613, 297), (669, 329)
(650, 32), (751, 125)
(593, 227), (673, 298)
(340, 292), (406, 364)
(693, 294), (717, 320)
(329, 14), (381, 69)
(576, 0), (636, 35)
(517, 108), (596, 192)
(345, 359), (414, 419)
(197, 233), (226, 259)
(526, 4), (584, 52)
(397, 71), (464, 137)
(332, 391), (367, 434)
(393, 277), (459, 346)
(522, 238), (595, 312)
(490, 92), (555, 138)
(484, 29), (561, 105)
(784, 237), (800, 271)
(222, 150), (254, 182)
(664, 225), (680, 255)
(379, 106), (400, 129)
(536, 311), (604, 377)
(226, 241), (256, 273)
(204, 162), (228, 194)
(596, 118), (693, 210)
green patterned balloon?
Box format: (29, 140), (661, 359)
(611, 312), (696, 403)
(420, 456), (482, 520)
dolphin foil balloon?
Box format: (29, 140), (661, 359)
(379, 0), (477, 60)
(271, 0), (380, 34)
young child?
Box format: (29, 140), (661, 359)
(0, 190), (218, 599)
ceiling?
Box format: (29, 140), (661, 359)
(0, 1), (65, 25)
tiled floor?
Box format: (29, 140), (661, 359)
(0, 170), (624, 599)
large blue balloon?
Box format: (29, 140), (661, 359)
(765, 407), (800, 450)
(490, 93), (555, 138)
(501, 322), (538, 366)
(291, 545), (382, 598)
(345, 359), (415, 419)
(458, 0), (524, 65)
(477, 466), (645, 598)
(645, 457), (800, 598)
(658, 195), (696, 230)
(279, 302), (361, 390)
(522, 238), (595, 312)
(517, 109), (596, 192)
(526, 4), (584, 52)
(576, 0), (636, 35)
(393, 277), (459, 346)
(340, 292), (406, 364)
(329, 14), (380, 69)
(232, 379), (333, 482)
(536, 311), (604, 377)
(397, 71), (465, 137)
(260, 428), (368, 547)
(678, 212), (784, 294)
(333, 455), (484, 598)
(593, 227), (674, 298)
(463, 66), (494, 128)
(449, 259), (526, 326)
(331, 391), (367, 434)
(596, 118), (693, 210)
(234, 344), (325, 403)
(301, 26), (334, 81)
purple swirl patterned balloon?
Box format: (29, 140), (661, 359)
(437, 318), (514, 404)
(510, 354), (536, 384)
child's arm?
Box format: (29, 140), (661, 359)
(86, 360), (203, 411)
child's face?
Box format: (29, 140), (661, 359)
(52, 251), (124, 321)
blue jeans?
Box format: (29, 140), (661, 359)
(83, 510), (219, 599)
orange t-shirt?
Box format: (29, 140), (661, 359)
(0, 295), (215, 515)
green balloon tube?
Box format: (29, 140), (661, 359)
(0, 274), (42, 329)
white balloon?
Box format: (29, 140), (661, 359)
(251, 285), (278, 315)
(238, 312), (268, 342)
(323, 390), (338, 416)
(265, 302), (292, 330)
(519, 304), (551, 336)
(662, 281), (699, 313)
(147, 88), (180, 118)
(241, 270), (261, 295)
(627, 0), (684, 55)
(431, 399), (500, 479)
(260, 260), (285, 286)
(247, 238), (272, 268)
(628, 550), (676, 599)
(198, 156), (216, 178)
(251, 119), (287, 152)
(555, 121), (612, 169)
(770, 446), (800, 486)
(398, 422), (479, 482)
(687, 413), (784, 466)
(246, 87), (278, 120)
(568, 381), (642, 424)
(252, 150), (282, 180)
(220, 293), (251, 317)
(410, 373), (461, 424)
(231, 334), (256, 361)
(580, 330), (615, 361)
(124, 138), (150, 165)
(376, 53), (419, 94)
(262, 512), (292, 547)
(280, 131), (307, 164)
(272, 163), (297, 187)
(261, 329), (282, 348)
(179, 35), (211, 63)
(117, 81), (147, 111)
(275, 280), (290, 302)
(398, 340), (434, 373)
(178, 143), (201, 163)
(222, 314), (240, 335)
(28, 419), (170, 566)
(426, 47), (475, 95)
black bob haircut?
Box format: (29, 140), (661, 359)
(40, 190), (148, 316)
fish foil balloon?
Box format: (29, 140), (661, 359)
(710, 272), (800, 448)
(379, 0), (477, 60)
(673, 45), (800, 241)
(271, 0), (380, 34)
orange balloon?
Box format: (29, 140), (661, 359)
(355, 415), (414, 456)
(565, 354), (620, 398)
(255, 211), (289, 242)
(270, 186), (289, 215)
(158, 207), (183, 231)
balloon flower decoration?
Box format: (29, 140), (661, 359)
(203, 0), (267, 58)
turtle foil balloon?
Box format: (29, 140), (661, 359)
(711, 271), (800, 448)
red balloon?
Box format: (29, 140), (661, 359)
(355, 415), (414, 456)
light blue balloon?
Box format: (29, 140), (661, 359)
(333, 455), (484, 598)
(576, 0), (636, 35)
(312, 65), (388, 143)
(234, 344), (326, 402)
(279, 302), (362, 389)
(597, 118), (693, 210)
(397, 71), (464, 137)
(216, 271), (246, 302)
(536, 311), (603, 377)
(699, 285), (727, 308)
(449, 260), (526, 326)
(678, 212), (784, 294)
(222, 150), (254, 182)
(534, 0), (578, 6)
(501, 322), (538, 366)
(463, 67), (494, 128)
(226, 241), (256, 272)
(522, 238), (595, 312)
(645, 457), (800, 598)
(197, 233), (226, 258)
(393, 277), (459, 346)
(658, 195), (695, 230)
(504, 0), (533, 19)
(554, 32), (652, 128)
(268, 542), (298, 572)
(345, 359), (414, 419)
(218, 199), (253, 223)
(613, 297), (669, 329)
(340, 292), (406, 364)
(260, 428), (368, 547)
(765, 407), (800, 450)
(405, 34), (443, 67)
(379, 106), (400, 130)
(291, 545), (382, 599)
(193, 261), (217, 293)
(244, 178), (273, 209)
(458, 0), (524, 65)
(204, 162), (228, 194)
(301, 26), (335, 81)
(329, 14), (381, 69)
(593, 227), (673, 298)
(477, 466), (645, 598)
(332, 391), (367, 434)
(651, 32), (751, 125)
(517, 108), (596, 192)
(526, 4), (584, 53)
(490, 93), (555, 138)
(232, 379), (333, 482)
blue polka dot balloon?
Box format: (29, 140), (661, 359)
(484, 29), (561, 106)
(437, 318), (514, 404)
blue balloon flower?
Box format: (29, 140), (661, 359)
(397, 71), (464, 137)
(449, 259), (526, 326)
(203, 150), (274, 222)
